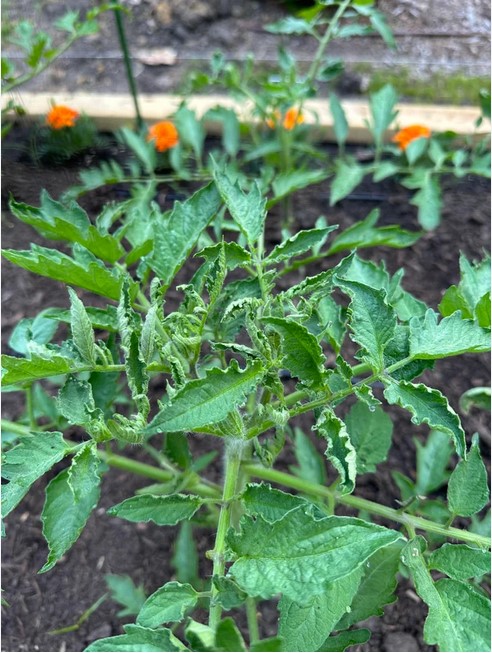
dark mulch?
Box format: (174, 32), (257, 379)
(1, 132), (490, 652)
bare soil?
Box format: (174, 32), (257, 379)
(1, 129), (490, 652)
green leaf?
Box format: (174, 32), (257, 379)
(329, 93), (349, 148)
(402, 537), (491, 652)
(8, 310), (58, 355)
(9, 193), (124, 263)
(316, 295), (346, 353)
(105, 574), (147, 618)
(175, 105), (205, 161)
(118, 280), (148, 400)
(405, 137), (429, 165)
(327, 209), (419, 255)
(372, 161), (400, 182)
(242, 483), (309, 523)
(137, 581), (198, 627)
(475, 292), (491, 328)
(197, 241), (252, 270)
(250, 638), (284, 652)
(265, 227), (336, 264)
(185, 619), (215, 651)
(146, 360), (264, 435)
(215, 617), (246, 652)
(369, 84), (398, 146)
(336, 251), (388, 289)
(172, 521), (199, 586)
(212, 162), (266, 245)
(319, 628), (371, 651)
(68, 288), (96, 365)
(470, 510), (491, 539)
(212, 576), (248, 610)
(45, 305), (119, 332)
(428, 544), (491, 581)
(227, 507), (404, 602)
(409, 309), (490, 359)
(31, 382), (59, 422)
(415, 429), (452, 495)
(369, 8), (395, 47)
(336, 542), (403, 629)
(329, 159), (365, 205)
(1, 431), (69, 518)
(458, 254), (491, 312)
(411, 174), (442, 230)
(391, 470), (413, 501)
(108, 493), (202, 525)
(148, 182), (221, 287)
(383, 379), (466, 458)
(316, 409), (356, 494)
(205, 107), (240, 157)
(2, 244), (126, 300)
(57, 375), (97, 426)
(435, 579), (491, 652)
(278, 569), (362, 652)
(439, 254), (491, 321)
(344, 402), (393, 473)
(447, 434), (489, 516)
(382, 324), (433, 382)
(2, 350), (74, 387)
(164, 433), (192, 470)
(283, 268), (334, 299)
(40, 444), (101, 572)
(85, 624), (183, 652)
(291, 428), (327, 485)
(269, 170), (329, 207)
(336, 278), (396, 371)
(441, 287), (488, 327)
(140, 304), (159, 366)
(264, 16), (315, 35)
(460, 387), (491, 414)
(263, 317), (327, 389)
(54, 10), (79, 32)
(119, 127), (157, 174)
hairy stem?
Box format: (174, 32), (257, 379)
(246, 357), (414, 440)
(243, 464), (491, 549)
(208, 440), (244, 630)
(25, 384), (36, 429)
(246, 597), (260, 645)
(4, 419), (487, 547)
(98, 450), (221, 499)
(1, 419), (220, 498)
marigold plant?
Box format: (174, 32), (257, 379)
(147, 120), (179, 152)
(46, 104), (80, 130)
(392, 124), (431, 150)
(266, 107), (304, 130)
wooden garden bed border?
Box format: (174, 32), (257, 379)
(4, 91), (488, 143)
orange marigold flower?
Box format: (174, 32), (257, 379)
(266, 109), (281, 129)
(147, 121), (179, 152)
(266, 107), (304, 130)
(392, 124), (431, 151)
(46, 105), (80, 130)
(282, 107), (304, 131)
